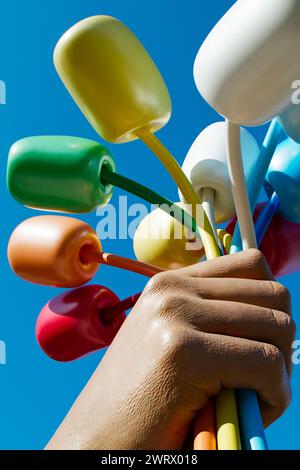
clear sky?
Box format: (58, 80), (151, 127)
(0, 0), (299, 450)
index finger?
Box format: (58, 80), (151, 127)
(178, 249), (275, 281)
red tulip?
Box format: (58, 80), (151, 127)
(36, 285), (126, 362)
(227, 202), (300, 278)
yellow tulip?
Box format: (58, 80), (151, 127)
(134, 206), (204, 270)
(54, 16), (171, 143)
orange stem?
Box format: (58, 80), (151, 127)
(81, 248), (163, 278)
(194, 398), (217, 450)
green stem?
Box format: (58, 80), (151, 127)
(101, 164), (199, 237)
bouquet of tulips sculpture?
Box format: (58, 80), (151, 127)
(6, 0), (300, 452)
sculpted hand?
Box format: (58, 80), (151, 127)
(47, 250), (295, 450)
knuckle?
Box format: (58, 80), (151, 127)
(145, 271), (183, 295)
(246, 248), (265, 263)
(262, 343), (285, 371)
(271, 282), (291, 305)
(160, 294), (181, 313)
(157, 293), (190, 320)
(144, 272), (173, 295)
(271, 310), (296, 342)
(157, 323), (193, 358)
(247, 249), (271, 275)
(286, 317), (297, 341)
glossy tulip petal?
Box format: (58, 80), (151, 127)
(181, 122), (259, 222)
(227, 203), (300, 278)
(8, 215), (101, 287)
(134, 205), (204, 270)
(265, 138), (300, 223)
(54, 16), (171, 143)
(36, 285), (126, 361)
(194, 0), (300, 126)
(279, 103), (300, 144)
(7, 136), (115, 213)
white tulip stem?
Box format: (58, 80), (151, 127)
(226, 120), (257, 250)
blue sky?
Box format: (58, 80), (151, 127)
(0, 0), (299, 449)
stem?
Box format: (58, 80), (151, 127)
(216, 390), (241, 450)
(255, 192), (280, 247)
(226, 121), (267, 450)
(193, 398), (217, 450)
(101, 165), (199, 236)
(201, 188), (218, 243)
(81, 247), (162, 278)
(226, 120), (257, 250)
(102, 292), (141, 324)
(218, 229), (232, 255)
(135, 127), (220, 260)
(236, 390), (268, 450)
(230, 118), (282, 253)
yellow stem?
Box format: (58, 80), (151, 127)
(135, 127), (220, 260)
(218, 229), (233, 255)
(202, 187), (219, 244)
(216, 390), (241, 450)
